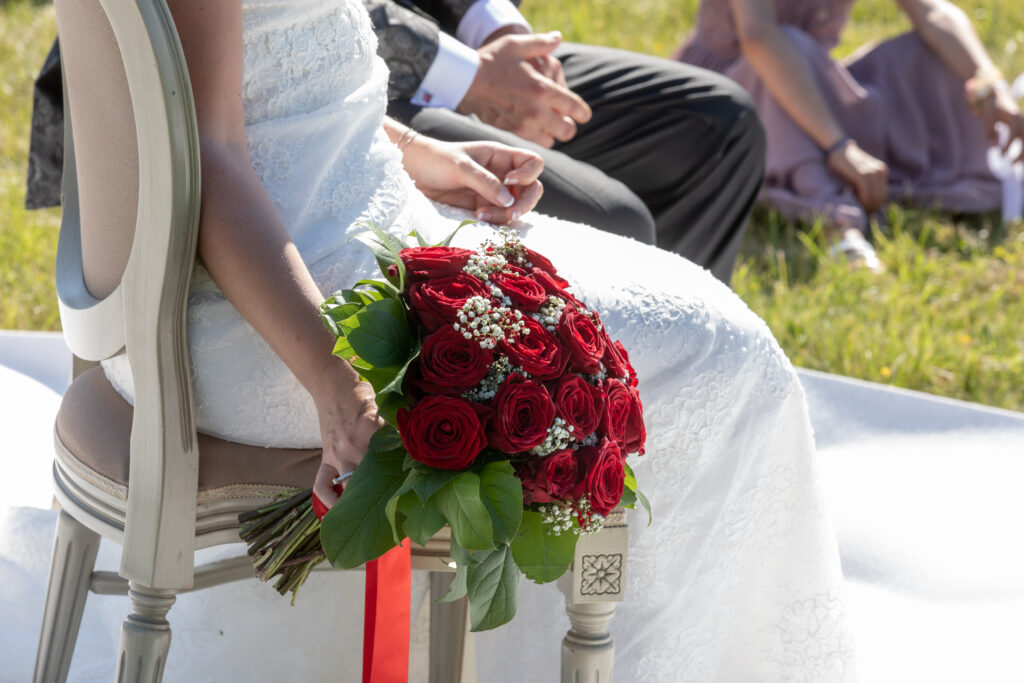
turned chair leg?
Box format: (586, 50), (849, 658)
(428, 572), (474, 683)
(34, 510), (101, 683)
(114, 581), (177, 683)
(559, 508), (629, 683)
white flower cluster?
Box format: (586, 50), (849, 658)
(538, 502), (576, 536)
(489, 284), (513, 308)
(479, 225), (529, 267)
(463, 252), (507, 280)
(580, 432), (599, 447)
(575, 495), (606, 535)
(530, 417), (575, 456)
(462, 357), (520, 402)
(533, 296), (567, 331)
(453, 296), (529, 350)
(581, 368), (608, 385)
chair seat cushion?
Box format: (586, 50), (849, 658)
(55, 367), (321, 502)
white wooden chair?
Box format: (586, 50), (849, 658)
(33, 1), (627, 681)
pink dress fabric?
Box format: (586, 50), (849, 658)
(676, 0), (1000, 230)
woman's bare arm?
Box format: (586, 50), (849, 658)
(165, 0), (381, 498)
(896, 0), (995, 81)
(729, 0), (889, 211)
(897, 0), (1022, 149)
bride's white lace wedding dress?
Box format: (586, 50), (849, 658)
(100, 0), (858, 679)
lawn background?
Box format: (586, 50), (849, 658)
(2, 0), (1022, 410)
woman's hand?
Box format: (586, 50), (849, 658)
(310, 363), (385, 509)
(827, 140), (890, 212)
(400, 137), (544, 223)
(968, 81), (1024, 160)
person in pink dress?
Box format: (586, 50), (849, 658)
(676, 0), (1024, 271)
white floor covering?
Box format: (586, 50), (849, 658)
(1, 331), (1022, 682)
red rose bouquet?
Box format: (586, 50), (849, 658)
(240, 222), (648, 631)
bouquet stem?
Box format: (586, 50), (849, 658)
(239, 488), (325, 603)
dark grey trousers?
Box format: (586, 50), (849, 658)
(389, 43), (766, 284)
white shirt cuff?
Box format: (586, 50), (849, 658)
(411, 33), (480, 110)
(455, 0), (532, 50)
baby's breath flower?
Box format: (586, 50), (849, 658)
(462, 357), (522, 402)
(538, 502), (576, 536)
(532, 296), (567, 331)
(530, 417), (575, 457)
(574, 495), (606, 534)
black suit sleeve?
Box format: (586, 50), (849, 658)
(362, 0), (442, 100)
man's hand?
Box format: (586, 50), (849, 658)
(458, 30), (591, 148)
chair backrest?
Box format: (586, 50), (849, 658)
(54, 0), (203, 589)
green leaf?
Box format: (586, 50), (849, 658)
(332, 334), (356, 359)
(375, 391), (411, 425)
(466, 545), (521, 631)
(634, 487), (653, 526)
(410, 229), (430, 248)
(509, 510), (577, 584)
(353, 223), (409, 291)
(437, 219), (475, 247)
(619, 486), (637, 509)
(346, 298), (413, 368)
(320, 449), (408, 569)
(435, 472), (494, 551)
(342, 288), (380, 306)
(354, 278), (401, 300)
(478, 461), (522, 544)
(624, 462), (639, 492)
(369, 424), (403, 452)
(438, 540), (472, 603)
(398, 493), (446, 547)
(377, 341), (421, 397)
(411, 468), (460, 505)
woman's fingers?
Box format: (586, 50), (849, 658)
(502, 150), (544, 187)
(458, 158), (516, 209)
(477, 180), (543, 223)
(313, 462), (341, 510)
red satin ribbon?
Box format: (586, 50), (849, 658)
(363, 539), (412, 683)
(312, 490), (411, 683)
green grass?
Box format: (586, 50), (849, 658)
(2, 0), (1023, 411)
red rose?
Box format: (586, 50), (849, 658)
(523, 248), (569, 288)
(601, 379), (631, 450)
(397, 396), (487, 470)
(531, 267), (583, 309)
(552, 375), (604, 441)
(601, 331), (628, 379)
(557, 309), (605, 374)
(491, 271), (547, 311)
(516, 459), (552, 505)
(399, 246), (475, 280)
(413, 327), (494, 395)
(575, 439), (625, 516)
(406, 274), (491, 332)
(517, 449), (579, 505)
(617, 341), (638, 388)
(624, 385), (646, 455)
(488, 374), (556, 454)
(499, 317), (569, 381)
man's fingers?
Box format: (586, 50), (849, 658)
(508, 31), (562, 59)
(535, 79), (591, 125)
